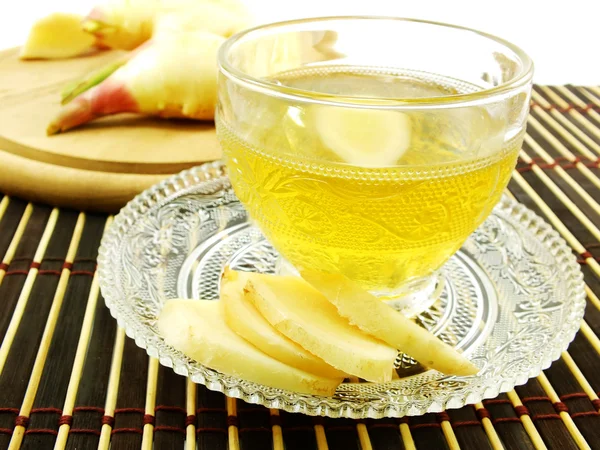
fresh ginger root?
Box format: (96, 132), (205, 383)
(47, 31), (224, 135)
(153, 4), (253, 40)
(44, 0), (253, 133)
(60, 57), (129, 105)
(20, 13), (103, 60)
(83, 0), (252, 50)
(59, 41), (151, 105)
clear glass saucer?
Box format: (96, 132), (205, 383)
(98, 162), (586, 419)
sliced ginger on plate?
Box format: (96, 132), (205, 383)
(158, 299), (342, 396)
(301, 270), (479, 376)
(221, 268), (347, 379)
(242, 272), (398, 383)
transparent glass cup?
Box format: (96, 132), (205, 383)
(216, 17), (533, 316)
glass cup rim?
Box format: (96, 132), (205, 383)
(218, 16), (534, 110)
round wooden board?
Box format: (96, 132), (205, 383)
(0, 47), (221, 212)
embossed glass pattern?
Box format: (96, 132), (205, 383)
(98, 163), (585, 419)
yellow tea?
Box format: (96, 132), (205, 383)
(217, 67), (520, 294)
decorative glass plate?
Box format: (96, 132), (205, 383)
(98, 162), (586, 419)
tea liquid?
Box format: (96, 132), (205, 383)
(218, 67), (519, 292)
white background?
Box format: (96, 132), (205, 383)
(0, 0), (598, 85)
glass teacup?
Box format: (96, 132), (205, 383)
(216, 17), (533, 315)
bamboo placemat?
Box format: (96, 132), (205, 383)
(0, 85), (600, 450)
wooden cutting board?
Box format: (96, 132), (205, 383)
(0, 47), (221, 212)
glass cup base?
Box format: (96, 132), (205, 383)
(371, 272), (445, 317)
(275, 257), (444, 317)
